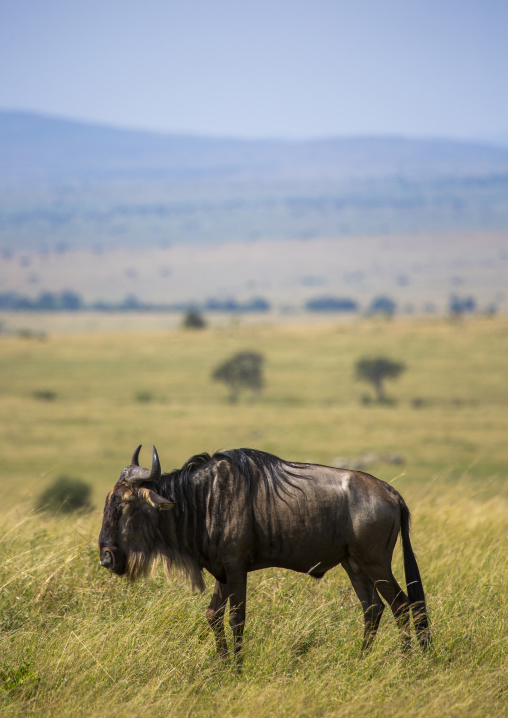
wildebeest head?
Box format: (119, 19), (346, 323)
(98, 445), (175, 581)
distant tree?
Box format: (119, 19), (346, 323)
(306, 296), (358, 313)
(449, 295), (476, 319)
(205, 298), (240, 312)
(355, 357), (406, 402)
(37, 292), (59, 311)
(60, 290), (83, 311)
(368, 296), (397, 317)
(121, 294), (142, 311)
(212, 351), (264, 403)
(182, 308), (207, 329)
(204, 297), (271, 313)
(244, 297), (271, 313)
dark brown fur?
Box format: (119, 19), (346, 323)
(99, 447), (430, 665)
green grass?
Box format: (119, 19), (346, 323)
(0, 316), (507, 716)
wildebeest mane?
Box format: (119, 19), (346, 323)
(215, 448), (304, 504)
(148, 448), (308, 588)
(161, 447), (304, 511)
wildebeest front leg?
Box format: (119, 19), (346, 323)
(226, 570), (247, 669)
(206, 580), (229, 659)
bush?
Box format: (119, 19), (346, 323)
(134, 390), (153, 403)
(33, 390), (57, 401)
(36, 476), (92, 513)
(17, 329), (47, 341)
(182, 308), (207, 329)
(411, 397), (426, 409)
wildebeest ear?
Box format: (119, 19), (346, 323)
(138, 487), (175, 511)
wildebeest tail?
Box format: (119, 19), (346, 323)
(400, 498), (431, 648)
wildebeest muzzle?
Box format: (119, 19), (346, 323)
(99, 546), (125, 575)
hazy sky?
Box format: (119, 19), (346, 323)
(1, 0), (507, 140)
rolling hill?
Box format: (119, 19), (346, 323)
(3, 110), (508, 183)
(2, 110), (508, 252)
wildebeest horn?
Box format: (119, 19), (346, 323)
(150, 445), (161, 482)
(131, 444), (142, 466)
(125, 445), (161, 483)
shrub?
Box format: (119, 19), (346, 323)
(182, 308), (207, 329)
(36, 476), (92, 513)
(134, 390), (153, 403)
(33, 390), (57, 401)
(411, 397), (426, 409)
(17, 329), (47, 341)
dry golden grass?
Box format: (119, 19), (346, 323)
(0, 315), (507, 716)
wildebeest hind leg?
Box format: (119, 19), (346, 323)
(342, 561), (385, 652)
(206, 580), (229, 659)
(366, 568), (411, 653)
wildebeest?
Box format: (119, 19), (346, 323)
(99, 445), (430, 664)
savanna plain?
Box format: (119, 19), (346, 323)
(0, 315), (507, 717)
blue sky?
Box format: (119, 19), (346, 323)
(1, 0), (507, 140)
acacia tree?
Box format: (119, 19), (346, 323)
(355, 357), (406, 402)
(212, 351), (264, 403)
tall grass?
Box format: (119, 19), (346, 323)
(0, 316), (507, 715)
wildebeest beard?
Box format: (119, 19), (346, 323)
(125, 551), (205, 592)
(125, 550), (157, 583)
(118, 506), (205, 591)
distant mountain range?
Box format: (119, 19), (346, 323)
(3, 110), (508, 183)
(1, 110), (508, 251)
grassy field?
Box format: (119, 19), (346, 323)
(0, 315), (507, 716)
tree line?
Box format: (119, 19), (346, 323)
(0, 291), (271, 313)
(0, 290), (482, 316)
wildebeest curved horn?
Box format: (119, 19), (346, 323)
(149, 445), (161, 482)
(124, 445), (160, 483)
(131, 444), (142, 466)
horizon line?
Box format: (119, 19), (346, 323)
(2, 107), (508, 148)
